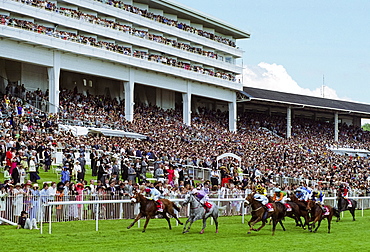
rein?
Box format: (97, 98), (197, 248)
(251, 206), (263, 212)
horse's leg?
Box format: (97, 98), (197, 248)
(142, 216), (152, 233)
(167, 207), (183, 225)
(351, 208), (356, 221)
(212, 213), (219, 233)
(162, 212), (172, 230)
(279, 219), (286, 231)
(255, 218), (266, 232)
(327, 216), (332, 233)
(127, 212), (142, 229)
(183, 218), (191, 233)
(200, 217), (207, 234)
(185, 218), (195, 233)
(336, 210), (341, 222)
(313, 217), (322, 233)
(271, 218), (278, 236)
(247, 217), (261, 234)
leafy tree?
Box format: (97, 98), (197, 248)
(362, 123), (370, 131)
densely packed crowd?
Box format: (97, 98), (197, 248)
(0, 14), (236, 82)
(11, 0), (237, 48)
(1, 85), (370, 222)
(11, 0), (221, 61)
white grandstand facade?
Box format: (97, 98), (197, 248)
(0, 0), (250, 131)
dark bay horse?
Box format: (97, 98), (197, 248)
(127, 192), (183, 232)
(306, 200), (340, 233)
(181, 193), (224, 234)
(287, 193), (309, 229)
(336, 192), (357, 221)
(244, 193), (286, 236)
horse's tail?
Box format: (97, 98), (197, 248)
(217, 205), (227, 212)
(172, 201), (181, 212)
(333, 207), (340, 218)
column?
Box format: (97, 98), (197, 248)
(287, 106), (292, 138)
(228, 92), (237, 132)
(124, 68), (135, 122)
(182, 81), (191, 126)
(334, 112), (339, 142)
(47, 51), (60, 114)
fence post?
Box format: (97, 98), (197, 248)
(95, 202), (99, 231)
(49, 205), (52, 234)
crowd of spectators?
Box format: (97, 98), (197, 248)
(1, 85), (370, 222)
(11, 0), (237, 48)
(0, 14), (236, 82)
(11, 0), (221, 61)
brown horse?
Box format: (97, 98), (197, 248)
(288, 193), (310, 229)
(127, 192), (183, 232)
(306, 200), (340, 233)
(244, 193), (286, 236)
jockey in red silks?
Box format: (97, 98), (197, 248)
(339, 184), (352, 207)
(145, 187), (164, 212)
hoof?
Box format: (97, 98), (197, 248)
(247, 232), (251, 234)
(179, 222), (184, 225)
(127, 226), (131, 229)
(199, 230), (204, 234)
(215, 230), (219, 233)
(142, 230), (146, 233)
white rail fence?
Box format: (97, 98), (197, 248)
(1, 196), (369, 234)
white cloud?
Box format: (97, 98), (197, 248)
(238, 62), (340, 99)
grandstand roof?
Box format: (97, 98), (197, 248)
(241, 87), (370, 116)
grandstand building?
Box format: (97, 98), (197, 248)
(0, 0), (249, 131)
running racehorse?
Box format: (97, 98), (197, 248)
(306, 200), (339, 233)
(127, 192), (183, 232)
(181, 193), (223, 234)
(336, 192), (357, 221)
(244, 193), (286, 236)
(287, 193), (309, 229)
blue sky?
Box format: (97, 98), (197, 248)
(175, 0), (370, 103)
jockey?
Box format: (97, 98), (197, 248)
(145, 187), (164, 212)
(300, 186), (312, 199)
(295, 188), (308, 201)
(255, 184), (267, 196)
(194, 184), (212, 212)
(272, 188), (284, 203)
(311, 190), (326, 212)
(254, 190), (273, 212)
(339, 184), (349, 197)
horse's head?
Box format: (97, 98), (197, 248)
(130, 192), (141, 204)
(181, 193), (192, 206)
(244, 193), (254, 207)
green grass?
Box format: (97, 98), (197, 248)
(1, 211), (370, 252)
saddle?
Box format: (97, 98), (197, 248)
(203, 202), (212, 212)
(284, 203), (292, 212)
(322, 206), (330, 216)
(347, 199), (352, 208)
(266, 203), (274, 212)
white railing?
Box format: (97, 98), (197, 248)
(2, 194), (369, 234)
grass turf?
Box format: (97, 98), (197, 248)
(1, 211), (370, 252)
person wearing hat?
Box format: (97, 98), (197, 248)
(90, 148), (99, 177)
(0, 185), (8, 218)
(17, 210), (39, 230)
(73, 161), (82, 181)
(30, 183), (40, 220)
(28, 156), (39, 183)
(272, 188), (285, 203)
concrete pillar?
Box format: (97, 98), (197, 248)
(287, 106), (292, 138)
(124, 69), (135, 122)
(47, 51), (60, 114)
(228, 92), (237, 132)
(334, 112), (339, 142)
(182, 82), (191, 126)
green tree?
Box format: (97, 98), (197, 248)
(362, 123), (370, 131)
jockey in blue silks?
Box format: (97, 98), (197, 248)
(295, 188), (308, 201)
(145, 187), (164, 212)
(312, 190), (326, 212)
